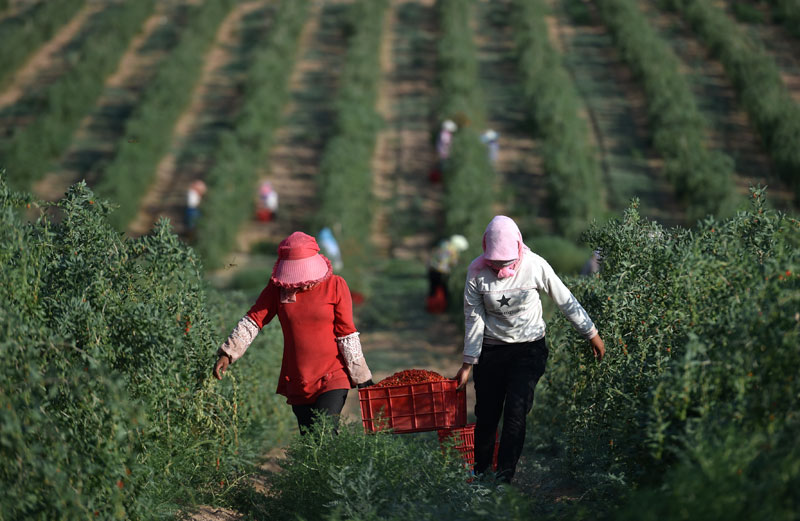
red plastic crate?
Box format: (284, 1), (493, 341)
(437, 423), (498, 470)
(358, 379), (467, 433)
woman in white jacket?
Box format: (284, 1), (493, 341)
(455, 215), (605, 482)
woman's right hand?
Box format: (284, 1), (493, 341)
(213, 354), (231, 380)
(590, 334), (606, 361)
(455, 363), (472, 390)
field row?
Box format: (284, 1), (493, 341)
(0, 0), (798, 273)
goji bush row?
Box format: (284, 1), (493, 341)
(534, 187), (799, 517)
(194, 0), (310, 269)
(664, 0), (800, 204)
(2, 0), (156, 191)
(0, 0), (85, 89)
(596, 0), (737, 221)
(0, 175), (293, 518)
(510, 0), (607, 239)
(95, 0), (237, 230)
(314, 0), (389, 292)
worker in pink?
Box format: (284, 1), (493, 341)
(213, 231), (373, 433)
(454, 216), (606, 483)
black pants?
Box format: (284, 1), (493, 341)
(291, 388), (348, 434)
(473, 338), (548, 482)
(428, 268), (448, 300)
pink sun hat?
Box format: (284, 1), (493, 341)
(270, 232), (332, 288)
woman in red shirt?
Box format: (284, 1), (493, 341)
(212, 231), (373, 432)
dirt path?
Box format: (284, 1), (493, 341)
(338, 0), (473, 423)
(369, 0), (442, 259)
(31, 4), (184, 202)
(642, 1), (793, 210)
(546, 0), (684, 227)
(127, 1), (271, 237)
(473, 0), (550, 232)
(230, 0), (352, 256)
(0, 2), (100, 110)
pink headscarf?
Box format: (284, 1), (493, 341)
(468, 215), (529, 278)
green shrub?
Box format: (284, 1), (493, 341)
(564, 0), (593, 25)
(537, 187), (799, 497)
(767, 0), (800, 37)
(731, 1), (765, 24)
(315, 0), (389, 292)
(0, 174), (293, 519)
(529, 235), (593, 275)
(616, 422), (800, 521)
(238, 417), (533, 520)
(436, 0), (495, 241)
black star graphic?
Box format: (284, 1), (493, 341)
(497, 295), (511, 307)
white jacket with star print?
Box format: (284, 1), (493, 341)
(463, 249), (598, 364)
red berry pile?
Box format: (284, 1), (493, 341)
(374, 369), (448, 387)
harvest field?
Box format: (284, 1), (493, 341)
(1, 0), (798, 519)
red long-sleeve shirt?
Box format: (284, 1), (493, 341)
(246, 275), (356, 405)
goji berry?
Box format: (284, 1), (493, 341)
(374, 369), (447, 387)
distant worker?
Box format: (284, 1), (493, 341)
(580, 250), (603, 276)
(257, 181), (279, 222)
(426, 234), (469, 313)
(436, 120), (457, 170)
(184, 180), (207, 239)
(318, 227), (343, 272)
(431, 120), (458, 184)
(480, 129), (499, 167)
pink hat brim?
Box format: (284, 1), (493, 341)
(271, 254), (332, 288)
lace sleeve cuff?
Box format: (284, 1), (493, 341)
(336, 332), (372, 385)
(217, 316), (260, 363)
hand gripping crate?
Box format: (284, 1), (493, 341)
(437, 423), (498, 471)
(358, 379), (467, 434)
